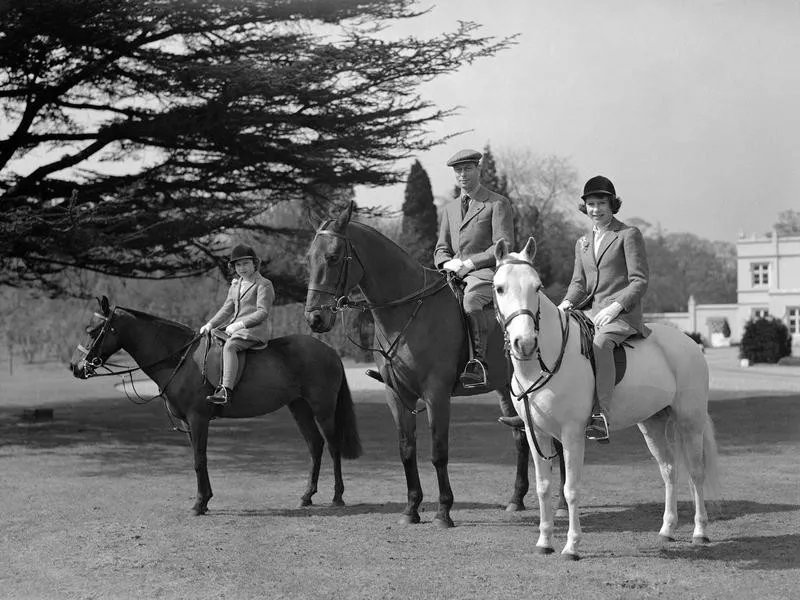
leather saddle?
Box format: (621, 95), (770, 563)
(201, 330), (250, 389)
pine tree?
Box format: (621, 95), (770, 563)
(399, 161), (438, 268)
(480, 143), (511, 196)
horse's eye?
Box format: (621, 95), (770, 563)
(495, 286), (504, 295)
(325, 254), (339, 264)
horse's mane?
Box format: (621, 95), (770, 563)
(118, 306), (195, 336)
(347, 220), (440, 275)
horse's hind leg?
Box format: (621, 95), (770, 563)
(638, 409), (679, 541)
(497, 388), (529, 512)
(288, 399), (325, 508)
(677, 411), (715, 544)
(187, 409), (213, 515)
(314, 410), (346, 507)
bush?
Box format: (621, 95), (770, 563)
(721, 319), (731, 338)
(685, 331), (704, 346)
(739, 317), (792, 364)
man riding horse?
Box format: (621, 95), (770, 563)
(367, 148), (514, 389)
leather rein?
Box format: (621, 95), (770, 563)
(494, 257), (573, 460)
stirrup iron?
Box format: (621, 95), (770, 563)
(460, 359), (488, 389)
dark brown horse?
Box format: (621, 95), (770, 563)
(70, 296), (362, 515)
(305, 203), (564, 527)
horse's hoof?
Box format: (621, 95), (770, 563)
(398, 513), (421, 525)
(560, 552), (580, 561)
(692, 536), (710, 545)
(555, 508), (569, 519)
(191, 506), (207, 516)
(658, 534), (676, 543)
(331, 498), (346, 507)
(534, 546), (555, 555)
(434, 516), (455, 529)
(298, 498), (313, 508)
(505, 502), (525, 512)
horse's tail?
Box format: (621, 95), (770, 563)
(700, 412), (720, 498)
(335, 372), (363, 459)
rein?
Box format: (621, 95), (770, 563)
(495, 257), (574, 460)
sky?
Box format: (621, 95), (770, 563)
(354, 0), (800, 243)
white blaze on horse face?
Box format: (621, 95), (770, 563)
(495, 258), (540, 360)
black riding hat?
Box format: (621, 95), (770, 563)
(228, 244), (259, 265)
(581, 175), (616, 200)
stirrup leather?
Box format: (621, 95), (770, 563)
(460, 359), (488, 389)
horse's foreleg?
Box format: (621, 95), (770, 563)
(426, 392), (454, 528)
(559, 429), (585, 560)
(187, 410), (213, 516)
(529, 431), (555, 555)
(638, 412), (678, 541)
(498, 388), (529, 512)
(288, 399), (325, 508)
(387, 390), (423, 525)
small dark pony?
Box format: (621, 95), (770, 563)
(305, 202), (566, 527)
(70, 296), (362, 515)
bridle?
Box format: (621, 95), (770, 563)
(494, 257), (573, 460)
(305, 221), (364, 314)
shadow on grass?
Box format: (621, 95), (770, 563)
(655, 533), (800, 571)
(1, 390), (799, 476)
(580, 499), (800, 533)
(216, 500), (504, 519)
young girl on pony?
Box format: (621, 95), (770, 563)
(200, 244), (275, 405)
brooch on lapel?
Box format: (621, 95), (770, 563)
(231, 277), (240, 285)
(579, 236), (590, 253)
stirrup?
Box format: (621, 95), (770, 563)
(365, 369), (384, 383)
(585, 412), (609, 442)
(206, 386), (231, 406)
(460, 359), (488, 389)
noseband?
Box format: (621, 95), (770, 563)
(75, 308), (118, 376)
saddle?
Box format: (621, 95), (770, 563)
(569, 309), (635, 386)
(201, 330), (250, 390)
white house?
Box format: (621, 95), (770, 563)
(645, 229), (800, 347)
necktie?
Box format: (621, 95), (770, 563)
(461, 194), (470, 220)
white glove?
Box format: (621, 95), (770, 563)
(225, 321), (244, 335)
(456, 259), (475, 278)
(199, 322), (213, 334)
(442, 258), (463, 273)
(557, 300), (573, 311)
(593, 303), (622, 328)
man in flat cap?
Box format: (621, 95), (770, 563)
(434, 148), (514, 388)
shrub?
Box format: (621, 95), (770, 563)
(739, 317), (792, 364)
(685, 331), (704, 346)
(721, 319), (731, 338)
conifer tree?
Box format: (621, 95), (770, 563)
(399, 160), (438, 268)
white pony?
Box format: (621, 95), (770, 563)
(492, 238), (719, 560)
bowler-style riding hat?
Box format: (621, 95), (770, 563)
(581, 175), (617, 199)
(446, 149), (482, 167)
(228, 244), (260, 265)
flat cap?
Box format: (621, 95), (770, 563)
(446, 149), (482, 167)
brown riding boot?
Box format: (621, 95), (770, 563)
(206, 386), (233, 406)
(461, 310), (490, 388)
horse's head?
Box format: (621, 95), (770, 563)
(70, 296), (124, 379)
(493, 237), (542, 361)
(305, 202), (365, 332)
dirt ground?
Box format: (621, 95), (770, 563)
(1, 349), (799, 600)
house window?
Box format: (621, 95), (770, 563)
(753, 308), (769, 320)
(751, 262), (769, 286)
(788, 308), (800, 334)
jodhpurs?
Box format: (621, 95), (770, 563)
(222, 337), (258, 389)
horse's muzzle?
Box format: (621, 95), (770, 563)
(305, 309), (334, 333)
(510, 333), (538, 361)
(69, 360), (94, 379)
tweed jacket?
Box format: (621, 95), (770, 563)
(564, 217), (649, 334)
(433, 184), (514, 282)
(208, 272), (275, 345)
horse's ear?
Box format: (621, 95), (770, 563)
(494, 238), (509, 263)
(333, 201), (355, 232)
(99, 296), (110, 316)
(520, 237), (537, 263)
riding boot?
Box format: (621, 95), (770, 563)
(498, 415), (525, 429)
(206, 386), (233, 406)
(586, 344), (614, 443)
(461, 310), (489, 388)
(365, 369), (384, 383)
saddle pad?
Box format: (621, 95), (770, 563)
(613, 344), (627, 385)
